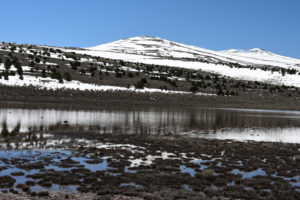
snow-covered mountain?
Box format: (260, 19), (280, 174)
(1, 36), (300, 95)
(65, 36), (300, 87)
(88, 36), (300, 70)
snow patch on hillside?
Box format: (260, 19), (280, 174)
(62, 49), (300, 88)
(0, 75), (214, 96)
(0, 64), (31, 72)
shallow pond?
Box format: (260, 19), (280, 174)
(0, 107), (300, 143)
(0, 115), (298, 197)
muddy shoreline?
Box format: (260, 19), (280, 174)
(1, 85), (300, 111)
(0, 132), (299, 200)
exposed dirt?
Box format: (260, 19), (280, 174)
(0, 85), (300, 111)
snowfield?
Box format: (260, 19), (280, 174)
(0, 74), (214, 96)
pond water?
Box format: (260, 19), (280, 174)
(0, 107), (300, 143)
(0, 107), (299, 195)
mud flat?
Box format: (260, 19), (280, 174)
(0, 132), (299, 199)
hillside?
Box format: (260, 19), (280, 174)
(83, 36), (300, 87)
(0, 36), (300, 107)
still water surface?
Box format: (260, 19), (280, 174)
(1, 107), (300, 143)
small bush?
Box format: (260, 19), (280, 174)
(42, 69), (46, 78)
(115, 72), (122, 78)
(160, 85), (168, 90)
(51, 72), (62, 81)
(217, 88), (224, 96)
(63, 72), (72, 81)
(70, 61), (80, 70)
(141, 78), (147, 84)
(80, 69), (86, 74)
(34, 57), (40, 63)
(135, 81), (145, 89)
(127, 72), (134, 78)
(4, 73), (9, 80)
(4, 59), (12, 70)
(201, 169), (215, 180)
(190, 86), (198, 93)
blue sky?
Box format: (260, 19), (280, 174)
(1, 0), (299, 58)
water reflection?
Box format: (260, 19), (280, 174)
(0, 107), (300, 143)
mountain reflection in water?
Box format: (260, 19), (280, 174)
(0, 107), (300, 144)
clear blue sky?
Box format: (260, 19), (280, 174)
(1, 0), (299, 58)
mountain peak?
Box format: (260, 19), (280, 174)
(121, 35), (167, 42)
(250, 48), (265, 51)
(135, 35), (161, 39)
(249, 48), (271, 54)
(88, 35), (177, 57)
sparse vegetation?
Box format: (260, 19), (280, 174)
(63, 72), (72, 81)
(0, 41), (298, 100)
(201, 169), (215, 180)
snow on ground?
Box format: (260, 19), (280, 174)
(0, 64), (31, 72)
(77, 141), (146, 154)
(62, 49), (300, 87)
(221, 48), (300, 69)
(128, 151), (177, 167)
(120, 66), (139, 72)
(45, 62), (57, 66)
(0, 74), (214, 95)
